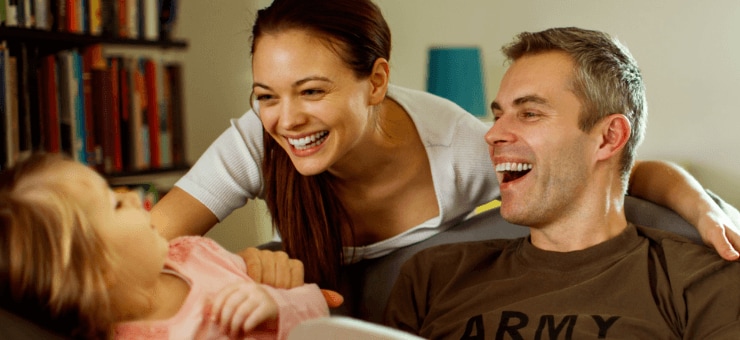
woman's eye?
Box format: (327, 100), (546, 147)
(255, 94), (273, 101)
(302, 89), (324, 96)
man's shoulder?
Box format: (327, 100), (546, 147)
(636, 225), (740, 281)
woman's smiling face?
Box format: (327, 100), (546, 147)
(251, 29), (376, 176)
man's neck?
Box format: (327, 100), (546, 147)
(529, 195), (628, 252)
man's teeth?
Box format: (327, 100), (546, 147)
(495, 162), (533, 172)
(288, 131), (328, 149)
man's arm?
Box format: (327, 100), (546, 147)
(629, 160), (740, 260)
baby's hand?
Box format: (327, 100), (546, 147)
(210, 281), (279, 338)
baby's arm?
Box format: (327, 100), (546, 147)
(210, 281), (329, 340)
(210, 281), (279, 338)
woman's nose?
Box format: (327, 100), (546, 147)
(276, 99), (309, 130)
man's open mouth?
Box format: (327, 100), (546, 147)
(495, 162), (533, 183)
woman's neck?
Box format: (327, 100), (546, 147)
(329, 98), (420, 184)
(329, 98), (439, 244)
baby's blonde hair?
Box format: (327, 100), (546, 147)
(0, 153), (116, 338)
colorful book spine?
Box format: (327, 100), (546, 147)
(72, 50), (86, 163)
(144, 58), (159, 168)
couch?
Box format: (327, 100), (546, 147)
(3, 194), (738, 338)
(261, 194), (733, 324)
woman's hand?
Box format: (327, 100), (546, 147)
(210, 282), (279, 338)
(239, 248), (304, 288)
(239, 248), (344, 308)
(695, 204), (740, 261)
(629, 160), (740, 260)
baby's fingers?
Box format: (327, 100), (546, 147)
(210, 284), (241, 323)
(230, 300), (278, 337)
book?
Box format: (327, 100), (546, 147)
(100, 0), (117, 37)
(0, 43), (8, 169)
(87, 0), (101, 35)
(64, 0), (76, 32)
(129, 57), (149, 171)
(49, 0), (65, 32)
(142, 0), (157, 40)
(82, 45), (100, 166)
(116, 0), (126, 37)
(156, 57), (170, 168)
(143, 58), (159, 168)
(118, 55), (131, 170)
(5, 54), (19, 167)
(159, 0), (178, 41)
(33, 0), (50, 30)
(15, 43), (34, 160)
(57, 50), (85, 162)
(165, 63), (184, 167)
(109, 56), (123, 172)
(72, 49), (86, 163)
(125, 0), (138, 39)
(37, 53), (61, 153)
(5, 0), (18, 27)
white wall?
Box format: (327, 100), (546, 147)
(375, 0), (740, 207)
(174, 0), (740, 250)
(174, 0), (273, 252)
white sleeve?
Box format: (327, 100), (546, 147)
(175, 110), (266, 221)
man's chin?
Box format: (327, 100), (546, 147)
(500, 205), (531, 226)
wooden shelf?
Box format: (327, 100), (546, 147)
(106, 165), (189, 192)
(0, 26), (187, 54)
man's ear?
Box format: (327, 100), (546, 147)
(368, 58), (390, 105)
(595, 113), (631, 161)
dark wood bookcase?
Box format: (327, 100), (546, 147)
(1, 25), (189, 191)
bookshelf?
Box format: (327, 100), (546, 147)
(1, 1), (189, 194)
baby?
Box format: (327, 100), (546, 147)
(0, 153), (332, 339)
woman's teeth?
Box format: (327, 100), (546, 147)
(495, 162), (533, 172)
(288, 131), (328, 150)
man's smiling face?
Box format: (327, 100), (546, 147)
(486, 51), (600, 228)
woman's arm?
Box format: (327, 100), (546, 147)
(629, 160), (740, 260)
(151, 187), (220, 240)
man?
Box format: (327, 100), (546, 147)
(384, 27), (740, 339)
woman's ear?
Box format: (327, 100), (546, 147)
(595, 113), (631, 162)
(368, 58), (390, 105)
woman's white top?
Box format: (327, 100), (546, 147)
(176, 84), (500, 262)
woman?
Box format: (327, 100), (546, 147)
(152, 0), (739, 289)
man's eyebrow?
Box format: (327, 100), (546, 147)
(491, 95), (549, 111)
(252, 76), (333, 91)
(514, 95), (548, 106)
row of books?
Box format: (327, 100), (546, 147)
(0, 42), (186, 174)
(0, 0), (178, 40)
